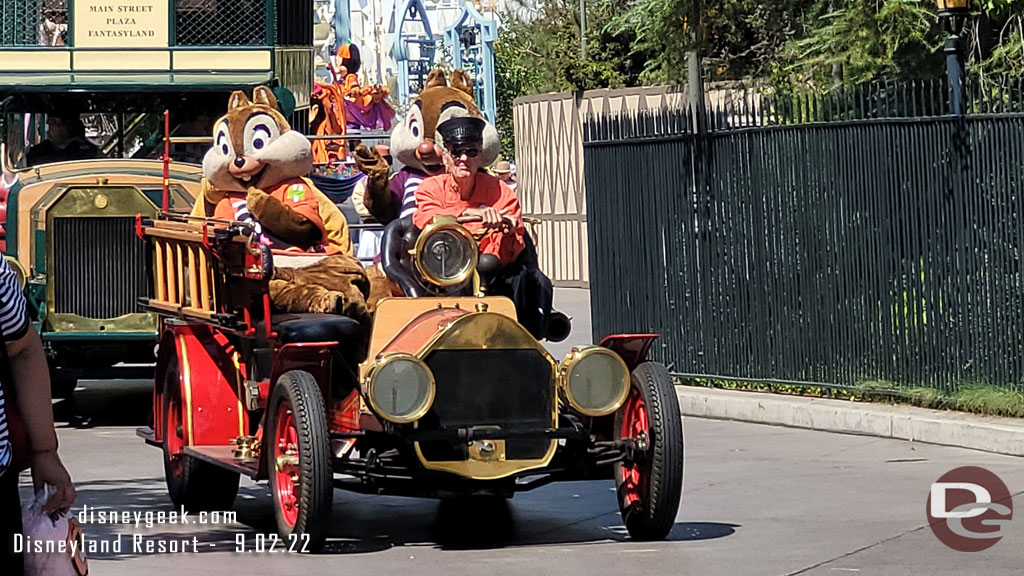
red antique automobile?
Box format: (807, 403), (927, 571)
(137, 212), (684, 551)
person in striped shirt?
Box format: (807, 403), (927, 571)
(0, 255), (75, 574)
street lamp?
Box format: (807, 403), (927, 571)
(937, 0), (971, 115)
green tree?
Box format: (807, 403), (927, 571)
(973, 1), (1024, 78)
(494, 18), (539, 158)
(779, 0), (940, 86)
(609, 0), (821, 84)
(498, 0), (1024, 112)
(493, 1), (655, 156)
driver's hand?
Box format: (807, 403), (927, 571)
(462, 207), (506, 228)
(501, 213), (519, 232)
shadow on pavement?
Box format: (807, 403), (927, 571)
(55, 475), (738, 559)
(53, 380), (152, 428)
(52, 370), (736, 556)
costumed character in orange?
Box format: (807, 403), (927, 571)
(193, 87), (371, 324)
(310, 44), (396, 167)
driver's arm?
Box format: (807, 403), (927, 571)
(478, 180), (526, 266)
(492, 181), (523, 229)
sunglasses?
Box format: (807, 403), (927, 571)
(447, 147), (480, 159)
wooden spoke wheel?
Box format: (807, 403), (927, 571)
(266, 370), (333, 552)
(614, 362), (684, 541)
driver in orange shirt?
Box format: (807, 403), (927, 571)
(413, 117), (525, 266)
(414, 117), (561, 341)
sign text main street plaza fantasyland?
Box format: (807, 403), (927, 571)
(74, 0), (168, 48)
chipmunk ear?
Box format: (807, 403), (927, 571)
(450, 70), (474, 97)
(424, 69), (448, 89)
(228, 91), (252, 111)
(252, 86), (279, 110)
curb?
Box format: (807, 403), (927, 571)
(676, 386), (1024, 457)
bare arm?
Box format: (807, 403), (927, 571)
(9, 327), (57, 453)
(9, 326), (75, 514)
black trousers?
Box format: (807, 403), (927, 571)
(488, 243), (554, 341)
(0, 469), (24, 576)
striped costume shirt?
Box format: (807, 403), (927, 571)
(389, 169), (426, 220)
(0, 255), (28, 478)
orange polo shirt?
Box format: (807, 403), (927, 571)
(414, 172), (525, 265)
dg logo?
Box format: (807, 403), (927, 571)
(927, 466), (1013, 552)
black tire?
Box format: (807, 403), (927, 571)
(266, 370), (333, 552)
(49, 366), (79, 399)
(162, 354), (240, 511)
(614, 361), (684, 540)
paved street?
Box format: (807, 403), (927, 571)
(15, 289), (1024, 575)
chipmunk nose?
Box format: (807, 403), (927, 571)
(233, 157), (246, 168)
(416, 141), (436, 157)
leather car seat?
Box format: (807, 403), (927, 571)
(257, 313), (366, 368)
(381, 216), (428, 297)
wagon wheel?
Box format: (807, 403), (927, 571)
(162, 354), (240, 511)
(266, 370), (333, 552)
(614, 361), (684, 540)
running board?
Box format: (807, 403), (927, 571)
(184, 446), (261, 478)
(136, 426), (159, 446)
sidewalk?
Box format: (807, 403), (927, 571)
(678, 386), (1024, 457)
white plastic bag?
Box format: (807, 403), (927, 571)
(20, 485), (88, 576)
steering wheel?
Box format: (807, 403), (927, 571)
(456, 214), (514, 238)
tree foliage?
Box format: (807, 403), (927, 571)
(497, 0), (1024, 93)
(494, 20), (538, 158)
(494, 0), (655, 157)
(780, 0), (940, 87)
(494, 0), (1024, 153)
(496, 0), (653, 94)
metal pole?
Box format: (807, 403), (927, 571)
(688, 0), (705, 133)
(335, 0), (352, 47)
(374, 0), (382, 85)
(944, 32), (966, 115)
(162, 110), (170, 212)
(579, 0), (586, 59)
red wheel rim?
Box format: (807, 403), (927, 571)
(619, 387), (650, 510)
(165, 387), (184, 477)
(273, 401), (300, 528)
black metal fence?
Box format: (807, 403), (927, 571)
(174, 0), (270, 46)
(584, 80), (1024, 392)
(0, 0), (271, 47)
(1, 0), (65, 46)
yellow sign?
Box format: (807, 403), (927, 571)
(73, 0), (169, 48)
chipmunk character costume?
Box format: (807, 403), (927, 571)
(353, 69), (500, 223)
(195, 87), (371, 323)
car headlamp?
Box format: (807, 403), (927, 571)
(366, 354), (436, 423)
(412, 218), (478, 287)
(558, 347), (630, 417)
